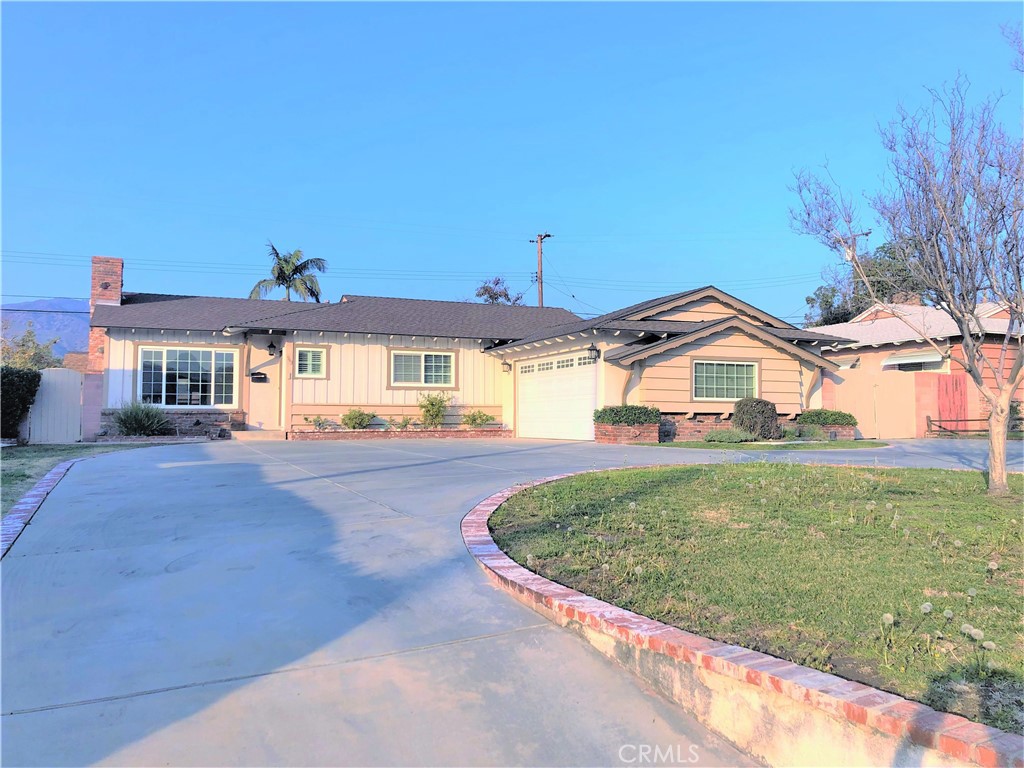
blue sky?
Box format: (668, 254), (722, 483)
(3, 2), (1021, 322)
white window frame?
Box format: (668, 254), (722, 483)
(692, 360), (758, 401)
(137, 346), (239, 409)
(295, 347), (327, 379)
(389, 350), (456, 388)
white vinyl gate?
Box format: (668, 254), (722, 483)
(26, 368), (83, 443)
(516, 353), (598, 440)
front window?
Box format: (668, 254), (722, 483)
(139, 347), (237, 407)
(296, 347), (326, 378)
(390, 351), (455, 387)
(693, 361), (757, 400)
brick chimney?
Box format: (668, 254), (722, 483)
(84, 256), (123, 441)
(91, 256), (123, 307)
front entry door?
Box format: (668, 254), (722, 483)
(247, 351), (282, 430)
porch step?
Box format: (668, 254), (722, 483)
(231, 430), (287, 441)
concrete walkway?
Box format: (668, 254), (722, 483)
(2, 439), (1019, 766)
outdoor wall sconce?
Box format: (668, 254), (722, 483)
(501, 360), (512, 373)
(587, 343), (601, 362)
(266, 341), (280, 357)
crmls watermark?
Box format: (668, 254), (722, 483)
(618, 743), (701, 765)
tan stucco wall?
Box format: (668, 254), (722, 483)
(635, 328), (816, 416)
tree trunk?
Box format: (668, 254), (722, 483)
(987, 398), (1010, 495)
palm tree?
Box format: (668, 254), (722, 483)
(249, 242), (328, 302)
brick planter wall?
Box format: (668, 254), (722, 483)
(821, 424), (856, 441)
(101, 408), (245, 438)
(594, 423), (659, 444)
(289, 428), (512, 440)
(660, 415), (859, 443)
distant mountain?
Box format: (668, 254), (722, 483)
(1, 298), (90, 358)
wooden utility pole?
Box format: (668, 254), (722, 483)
(530, 232), (552, 307)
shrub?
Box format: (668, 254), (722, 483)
(593, 405), (661, 425)
(0, 366), (42, 438)
(797, 408), (858, 427)
(704, 428), (757, 443)
(1010, 401), (1021, 431)
(418, 392), (452, 429)
(112, 401), (171, 437)
(462, 410), (496, 428)
(387, 416), (414, 431)
(796, 423), (826, 440)
(303, 415), (338, 431)
(733, 398), (782, 440)
(340, 408), (376, 430)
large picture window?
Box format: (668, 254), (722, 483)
(693, 361), (757, 400)
(390, 351), (455, 387)
(139, 347), (237, 407)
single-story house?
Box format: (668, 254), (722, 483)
(84, 256), (849, 441)
(814, 301), (1020, 439)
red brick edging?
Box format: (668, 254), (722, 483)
(461, 469), (1023, 768)
(288, 428), (512, 440)
(1, 459), (81, 559)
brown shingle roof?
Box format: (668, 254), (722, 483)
(91, 292), (580, 340)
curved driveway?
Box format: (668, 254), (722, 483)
(2, 439), (1020, 766)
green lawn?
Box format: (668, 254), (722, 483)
(1, 444), (159, 517)
(490, 464), (1023, 732)
(642, 440), (887, 450)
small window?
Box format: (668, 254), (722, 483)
(896, 361), (944, 372)
(577, 355), (596, 367)
(390, 350), (455, 387)
(537, 361), (554, 372)
(296, 348), (326, 378)
(520, 363), (535, 375)
(693, 361), (757, 400)
(556, 358), (575, 369)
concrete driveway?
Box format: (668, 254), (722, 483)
(2, 438), (1020, 766)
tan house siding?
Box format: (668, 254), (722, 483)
(287, 332), (505, 429)
(637, 328), (813, 416)
(647, 298), (766, 325)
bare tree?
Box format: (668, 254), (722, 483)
(791, 79), (1023, 495)
(475, 277), (524, 306)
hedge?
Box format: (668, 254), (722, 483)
(733, 397), (782, 440)
(1, 366), (42, 438)
(593, 405), (661, 425)
(797, 408), (858, 427)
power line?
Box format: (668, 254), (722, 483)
(1, 308), (90, 315)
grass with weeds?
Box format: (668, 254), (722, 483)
(1, 444), (159, 517)
(642, 440), (886, 451)
(490, 464), (1023, 733)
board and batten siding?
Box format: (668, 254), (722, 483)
(288, 333), (505, 427)
(103, 329), (245, 408)
(638, 328), (814, 415)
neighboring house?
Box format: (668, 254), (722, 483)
(61, 351), (89, 373)
(84, 256), (847, 441)
(814, 302), (1020, 439)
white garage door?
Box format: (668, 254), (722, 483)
(517, 353), (598, 440)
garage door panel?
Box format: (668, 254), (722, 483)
(517, 355), (597, 440)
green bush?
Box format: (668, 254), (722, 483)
(462, 410), (496, 428)
(418, 392), (452, 429)
(1009, 401), (1021, 431)
(796, 424), (827, 440)
(303, 415), (338, 431)
(0, 366), (42, 438)
(704, 428), (757, 443)
(113, 401), (172, 437)
(593, 405), (661, 425)
(340, 408), (376, 430)
(733, 398), (782, 440)
(387, 416), (414, 431)
(797, 408), (858, 427)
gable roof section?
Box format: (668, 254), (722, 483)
(618, 286), (798, 329)
(603, 316), (840, 371)
(817, 304), (1014, 349)
(91, 292), (580, 340)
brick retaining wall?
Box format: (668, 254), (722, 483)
(594, 423), (659, 444)
(101, 408), (245, 437)
(660, 414), (857, 443)
(289, 428), (512, 440)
